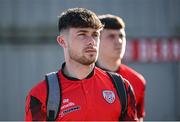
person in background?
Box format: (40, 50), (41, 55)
(25, 8), (137, 121)
(97, 14), (146, 121)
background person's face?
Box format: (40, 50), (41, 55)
(66, 27), (101, 65)
(99, 29), (126, 60)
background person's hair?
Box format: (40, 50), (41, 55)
(98, 14), (125, 29)
(58, 8), (103, 33)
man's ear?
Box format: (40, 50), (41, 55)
(57, 35), (67, 48)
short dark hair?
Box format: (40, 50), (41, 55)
(98, 14), (125, 29)
(58, 8), (103, 33)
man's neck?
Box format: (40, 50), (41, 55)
(97, 57), (121, 72)
(63, 60), (95, 80)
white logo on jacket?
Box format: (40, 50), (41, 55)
(102, 90), (115, 104)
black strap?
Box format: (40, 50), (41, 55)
(106, 71), (128, 120)
(45, 72), (62, 121)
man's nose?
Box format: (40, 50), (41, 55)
(115, 38), (122, 44)
(88, 36), (96, 45)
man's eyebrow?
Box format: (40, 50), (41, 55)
(94, 30), (100, 33)
(77, 30), (89, 33)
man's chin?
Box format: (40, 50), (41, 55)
(82, 57), (97, 65)
(82, 59), (96, 65)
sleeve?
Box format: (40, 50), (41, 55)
(123, 79), (138, 121)
(137, 85), (146, 118)
(25, 89), (47, 121)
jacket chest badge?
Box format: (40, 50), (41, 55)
(102, 90), (115, 104)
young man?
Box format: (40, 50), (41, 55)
(25, 8), (137, 121)
(97, 14), (146, 121)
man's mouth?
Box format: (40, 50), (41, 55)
(84, 47), (97, 53)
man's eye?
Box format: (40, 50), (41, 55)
(93, 33), (99, 37)
(119, 35), (122, 38)
(93, 34), (98, 37)
(119, 34), (125, 38)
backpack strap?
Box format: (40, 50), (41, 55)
(45, 72), (62, 121)
(106, 71), (128, 120)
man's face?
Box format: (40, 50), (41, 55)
(99, 29), (126, 60)
(65, 27), (101, 65)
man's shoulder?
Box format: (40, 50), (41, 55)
(27, 80), (47, 98)
(120, 64), (146, 86)
(94, 66), (108, 75)
(94, 66), (117, 82)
